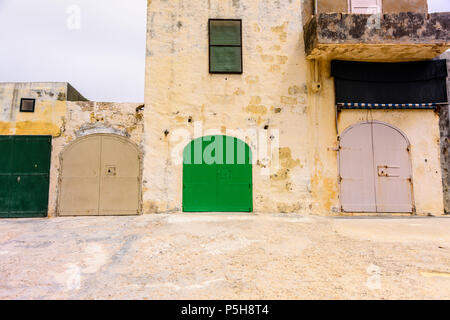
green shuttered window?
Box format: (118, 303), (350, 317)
(209, 19), (242, 74)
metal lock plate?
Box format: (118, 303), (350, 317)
(377, 165), (400, 177)
(106, 165), (117, 177)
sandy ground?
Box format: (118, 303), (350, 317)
(0, 213), (449, 300)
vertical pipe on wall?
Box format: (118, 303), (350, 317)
(314, 59), (319, 82)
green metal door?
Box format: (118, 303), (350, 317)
(183, 135), (252, 212)
(0, 136), (51, 218)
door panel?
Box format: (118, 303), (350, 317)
(59, 136), (101, 216)
(59, 178), (100, 216)
(0, 176), (12, 216)
(0, 137), (12, 216)
(183, 164), (217, 212)
(61, 136), (101, 177)
(12, 136), (52, 174)
(99, 178), (140, 215)
(339, 123), (377, 212)
(372, 123), (412, 213)
(0, 137), (12, 174)
(217, 164), (252, 212)
(10, 174), (49, 217)
(0, 136), (51, 218)
(99, 135), (140, 215)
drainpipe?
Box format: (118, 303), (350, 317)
(314, 59), (319, 83)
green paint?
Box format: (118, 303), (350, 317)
(210, 20), (241, 46)
(183, 135), (253, 212)
(210, 47), (242, 73)
(0, 136), (51, 218)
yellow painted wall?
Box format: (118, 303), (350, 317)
(0, 83), (68, 137)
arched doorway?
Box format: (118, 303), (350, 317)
(339, 121), (413, 213)
(183, 135), (253, 212)
(58, 134), (141, 216)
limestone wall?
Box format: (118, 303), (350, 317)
(144, 0), (313, 213)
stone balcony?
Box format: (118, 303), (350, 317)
(304, 12), (450, 61)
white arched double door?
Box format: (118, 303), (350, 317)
(339, 121), (413, 213)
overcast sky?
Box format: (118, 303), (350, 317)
(0, 0), (448, 102)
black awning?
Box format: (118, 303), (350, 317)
(331, 60), (448, 107)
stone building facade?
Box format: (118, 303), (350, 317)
(143, 0), (449, 215)
(0, 0), (449, 217)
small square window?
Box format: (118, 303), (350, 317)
(20, 98), (36, 112)
(209, 19), (242, 74)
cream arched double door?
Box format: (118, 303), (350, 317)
(58, 134), (141, 216)
(339, 121), (413, 213)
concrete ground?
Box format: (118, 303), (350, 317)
(0, 214), (449, 300)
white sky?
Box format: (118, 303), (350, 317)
(0, 0), (448, 102)
(0, 0), (147, 102)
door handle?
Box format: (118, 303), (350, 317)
(17, 176), (21, 183)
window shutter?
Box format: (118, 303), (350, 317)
(350, 0), (382, 14)
(210, 20), (241, 46)
(209, 20), (242, 74)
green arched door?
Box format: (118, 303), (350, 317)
(183, 135), (252, 212)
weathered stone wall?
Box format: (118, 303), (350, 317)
(145, 0), (313, 213)
(49, 102), (144, 216)
(438, 51), (450, 214)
